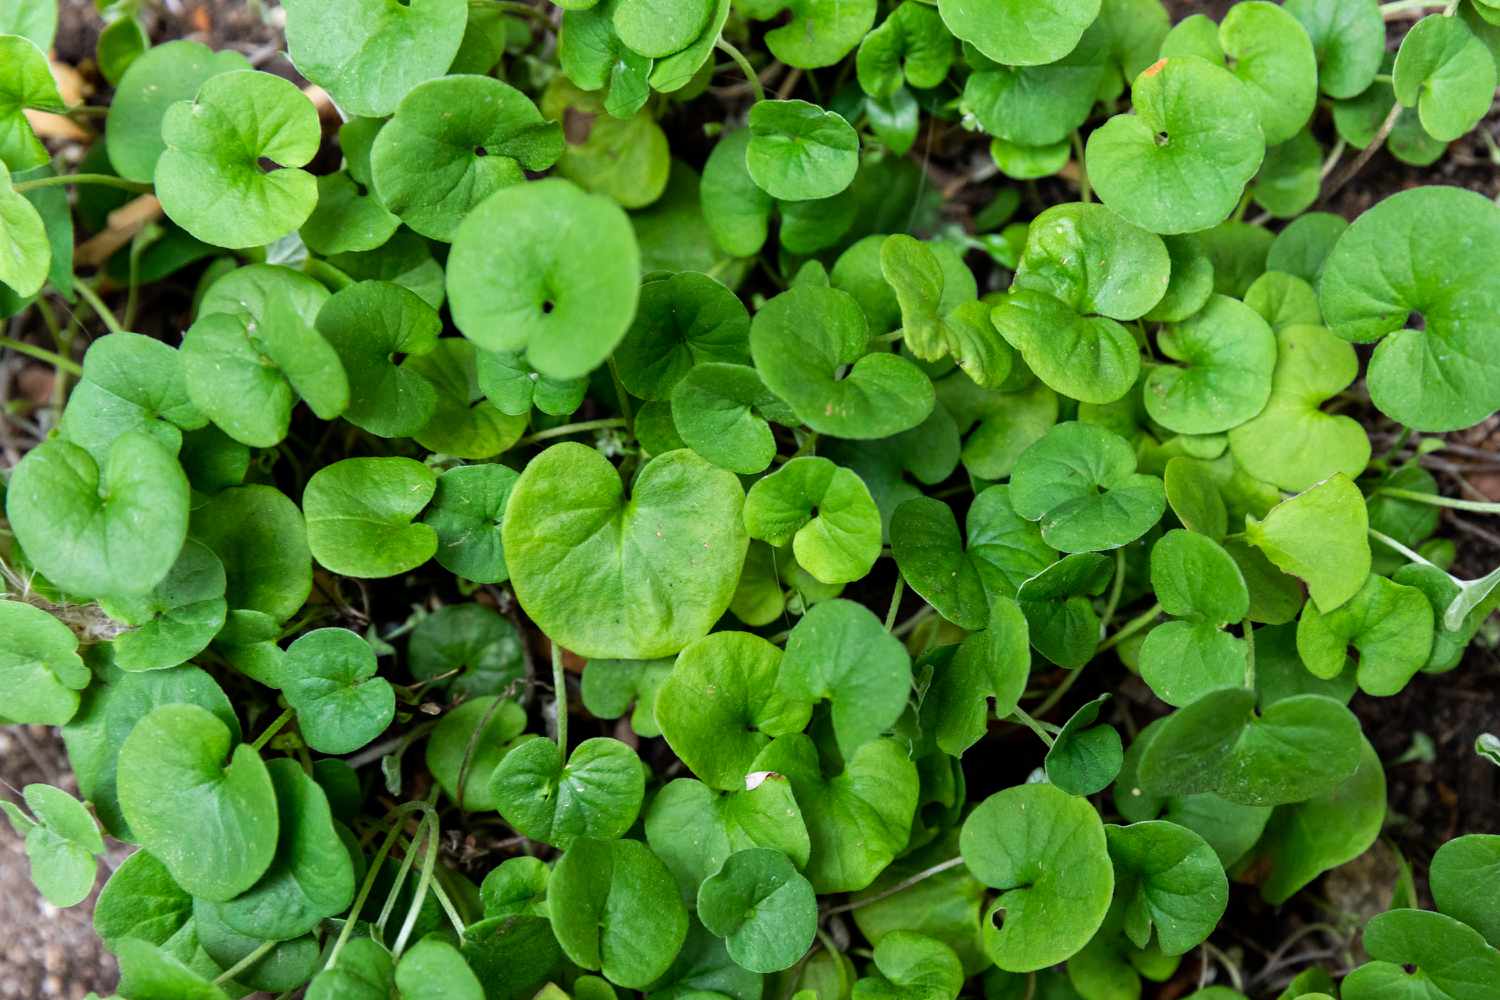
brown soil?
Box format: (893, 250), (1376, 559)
(5, 2), (1500, 998)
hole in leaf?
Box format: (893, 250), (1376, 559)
(257, 156), (279, 173)
(541, 299), (556, 315)
(808, 506), (820, 519)
(354, 181), (369, 197)
(1407, 311), (1427, 332)
(1154, 132), (1169, 147)
(475, 146), (489, 157)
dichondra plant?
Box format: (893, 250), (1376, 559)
(2, 0), (1500, 998)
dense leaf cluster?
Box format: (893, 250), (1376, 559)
(2, 0), (1500, 998)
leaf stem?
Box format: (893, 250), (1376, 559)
(821, 856), (965, 916)
(891, 605), (935, 639)
(716, 39), (766, 103)
(12, 173), (152, 195)
(1377, 486), (1500, 515)
(392, 811), (441, 959)
(74, 282), (127, 336)
(0, 335), (82, 375)
(1009, 705), (1055, 748)
(1369, 527), (1441, 568)
(1097, 602), (1162, 653)
(515, 417), (627, 447)
(1071, 131), (1091, 203)
(1379, 0), (1448, 16)
(213, 940), (277, 985)
(1243, 620), (1256, 691)
(552, 642), (569, 756)
(884, 575), (905, 632)
(325, 802), (432, 969)
(249, 708), (295, 752)
(1324, 101), (1400, 201)
(1032, 666), (1083, 718)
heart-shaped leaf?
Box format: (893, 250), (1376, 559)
(403, 339), (528, 459)
(282, 0), (467, 118)
(1105, 820), (1228, 955)
(191, 484), (312, 624)
(491, 736), (645, 849)
(1011, 421), (1166, 552)
(304, 457), (438, 579)
(743, 458), (882, 585)
(409, 603), (525, 700)
(735, 0), (877, 68)
(0, 783), (104, 908)
(700, 129), (774, 257)
(1144, 294), (1277, 435)
(1393, 13), (1496, 142)
(746, 99), (861, 202)
(615, 271), (750, 401)
(1284, 0), (1385, 99)
(672, 362), (793, 475)
(104, 40), (250, 182)
(657, 631), (812, 790)
(698, 848), (818, 973)
(155, 71), (321, 248)
(548, 838), (689, 989)
(60, 332), (205, 463)
(420, 464), (519, 585)
(0, 35), (67, 172)
(962, 26), (1108, 148)
(1318, 186), (1500, 431)
(5, 431), (189, 599)
(0, 599), (90, 725)
(1013, 203), (1172, 321)
(317, 280), (442, 439)
(938, 0), (1101, 66)
(282, 628), (396, 754)
(1046, 695), (1125, 796)
(960, 783), (1114, 972)
(1342, 909), (1500, 1000)
(425, 696), (528, 811)
(102, 539), (228, 672)
(991, 289), (1141, 405)
(504, 444), (748, 659)
(117, 703), (278, 901)
(1431, 834), (1500, 948)
(924, 597), (1031, 756)
(853, 932), (964, 1000)
(448, 179), (640, 380)
(857, 2), (954, 98)
(1245, 473), (1368, 613)
(1296, 573), (1434, 697)
(1137, 687), (1363, 806)
(1016, 552), (1115, 668)
(1087, 57), (1265, 235)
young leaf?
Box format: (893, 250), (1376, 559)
(491, 736), (646, 849)
(102, 539), (228, 672)
(503, 444), (748, 659)
(614, 271), (750, 401)
(404, 339), (528, 459)
(0, 784), (104, 908)
(1143, 294), (1277, 435)
(991, 290), (1140, 405)
(743, 458), (882, 585)
(938, 0), (1101, 66)
(1392, 13), (1496, 143)
(1295, 574), (1434, 697)
(420, 464), (519, 585)
(0, 161), (50, 297)
(1016, 552), (1115, 668)
(1010, 421), (1167, 552)
(303, 457), (438, 579)
(282, 628), (397, 754)
(697, 848), (818, 974)
(1106, 820), (1228, 955)
(746, 99), (861, 202)
(0, 599), (90, 726)
(408, 603), (525, 700)
(0, 35), (67, 171)
(1245, 473), (1369, 613)
(853, 932), (965, 1000)
(925, 598), (1031, 756)
(672, 362), (791, 474)
(1046, 695), (1125, 796)
(1012, 203), (1171, 322)
(317, 280), (442, 439)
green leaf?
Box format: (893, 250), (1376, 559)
(203, 758), (354, 940)
(991, 290), (1140, 405)
(1296, 573), (1434, 697)
(1318, 186), (1500, 431)
(93, 848), (192, 951)
(424, 696), (527, 811)
(5, 432), (189, 599)
(1251, 130), (1323, 220)
(481, 856), (550, 919)
(0, 161), (49, 297)
(581, 658), (673, 738)
(1087, 56), (1265, 235)
(0, 34), (66, 172)
(1245, 473), (1369, 613)
(396, 938), (485, 1000)
(962, 26), (1109, 148)
(282, 0), (467, 117)
(448, 179), (640, 380)
(649, 0), (732, 91)
(304, 457), (438, 579)
(300, 169), (401, 256)
(1393, 13), (1496, 142)
(305, 935), (394, 1000)
(548, 838), (689, 989)
(0, 599), (89, 725)
(1431, 834), (1500, 947)
(1107, 820), (1228, 955)
(938, 0), (1101, 66)
(420, 464), (519, 585)
(61, 331), (205, 463)
(1343, 909), (1500, 1000)
(657, 630), (812, 790)
(779, 598), (910, 759)
(558, 0), (653, 118)
(743, 458), (882, 585)
(751, 733), (917, 893)
(0, 3), (56, 49)
(989, 137), (1071, 181)
(491, 736), (645, 849)
(192, 483), (312, 623)
(116, 703), (278, 901)
(746, 100), (860, 202)
(880, 236), (1012, 386)
(645, 775), (810, 903)
(701, 129), (774, 256)
(371, 75), (562, 241)
(1137, 688), (1363, 806)
(2, 784), (103, 908)
(853, 932), (964, 1000)
(925, 598), (1031, 756)
(1266, 211), (1348, 285)
(1254, 737), (1386, 904)
(736, 0), (877, 68)
(155, 71), (320, 248)
(105, 40), (250, 182)
(504, 444), (747, 659)
(404, 339), (528, 459)
(477, 348), (588, 418)
(612, 0), (714, 57)
(1013, 203), (1171, 321)
(1143, 294), (1277, 435)
(1210, 1), (1320, 145)
(1046, 695), (1125, 796)
(672, 362), (791, 475)
(1016, 551), (1114, 668)
(317, 280), (442, 438)
(697, 848), (817, 974)
(1147, 234), (1216, 323)
(960, 783), (1114, 972)
(409, 603), (525, 700)
(615, 271), (750, 401)
(1227, 324), (1370, 491)
(1010, 421), (1166, 552)
(102, 539), (227, 672)
(282, 628), (396, 754)
(114, 937), (229, 1000)
(1284, 0), (1385, 99)
(857, 2), (954, 98)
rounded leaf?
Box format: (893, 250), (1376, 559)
(1010, 422), (1166, 552)
(491, 736), (646, 849)
(743, 457), (882, 585)
(938, 0), (1101, 66)
(105, 40), (251, 182)
(697, 848), (817, 973)
(303, 457), (438, 579)
(282, 628), (397, 754)
(0, 600), (89, 725)
(746, 100), (860, 202)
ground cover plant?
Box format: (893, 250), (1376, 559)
(2, 0), (1500, 997)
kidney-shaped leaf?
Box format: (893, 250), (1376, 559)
(1245, 473), (1368, 613)
(0, 600), (90, 726)
(1393, 13), (1496, 143)
(102, 539), (228, 672)
(991, 289), (1141, 405)
(746, 99), (861, 202)
(282, 628), (396, 754)
(1343, 909), (1500, 1000)
(317, 280), (442, 439)
(938, 0), (1101, 66)
(1106, 820), (1228, 956)
(1013, 203), (1171, 321)
(491, 735), (645, 850)
(1296, 573), (1434, 697)
(743, 458), (882, 585)
(1144, 294), (1277, 435)
(698, 848), (818, 974)
(1010, 421), (1166, 552)
(304, 457), (438, 579)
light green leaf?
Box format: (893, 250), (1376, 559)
(102, 540), (227, 672)
(0, 34), (66, 172)
(1013, 202), (1171, 321)
(746, 100), (860, 202)
(615, 271), (750, 401)
(282, 628), (396, 754)
(743, 458), (882, 585)
(0, 600), (89, 725)
(992, 289), (1140, 405)
(1393, 13), (1496, 142)
(1296, 573), (1434, 697)
(1107, 820), (1228, 955)
(1245, 473), (1369, 613)
(425, 696), (527, 811)
(317, 280), (441, 438)
(938, 0), (1101, 66)
(491, 736), (645, 849)
(1143, 294), (1276, 435)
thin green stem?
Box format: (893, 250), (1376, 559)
(791, 431), (820, 460)
(377, 813), (428, 934)
(303, 258), (354, 290)
(1033, 667), (1084, 718)
(1009, 706), (1056, 748)
(1378, 486), (1500, 515)
(491, 0), (553, 22)
(213, 940), (277, 984)
(821, 857), (964, 916)
(1379, 0), (1447, 15)
(325, 802), (432, 969)
(516, 417), (627, 447)
(74, 282), (127, 336)
(1097, 602), (1162, 653)
(1243, 620), (1256, 691)
(0, 335), (82, 375)
(1099, 547), (1127, 634)
(392, 812), (441, 958)
(607, 358), (636, 439)
(552, 642), (569, 756)
(716, 39), (767, 103)
(1071, 131), (1090, 203)
(250, 708), (295, 752)
(1369, 527), (1441, 569)
(891, 605), (935, 639)
(12, 173), (152, 195)
(884, 576), (905, 632)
